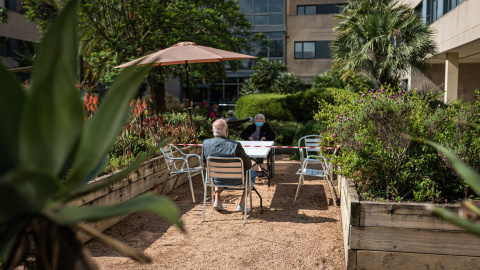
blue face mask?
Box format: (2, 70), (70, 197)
(255, 122), (264, 127)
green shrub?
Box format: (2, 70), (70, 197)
(285, 87), (336, 123)
(313, 71), (376, 93)
(322, 87), (480, 202)
(236, 93), (294, 121)
(268, 120), (302, 146)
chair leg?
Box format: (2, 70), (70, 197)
(252, 187), (262, 208)
(188, 172), (195, 203)
(293, 173), (303, 205)
(249, 183), (253, 211)
(244, 180), (248, 224)
(200, 169), (205, 190)
(202, 177), (208, 222)
(293, 162), (307, 205)
(326, 172), (338, 207)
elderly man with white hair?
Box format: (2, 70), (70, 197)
(202, 119), (256, 212)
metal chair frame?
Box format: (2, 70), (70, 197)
(294, 135), (338, 206)
(203, 156), (262, 224)
(160, 144), (204, 203)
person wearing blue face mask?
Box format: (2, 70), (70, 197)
(240, 114), (276, 177)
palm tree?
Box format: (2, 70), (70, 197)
(330, 0), (437, 86)
(272, 72), (306, 94)
(242, 58), (287, 94)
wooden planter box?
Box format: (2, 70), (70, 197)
(72, 146), (202, 243)
(339, 175), (480, 270)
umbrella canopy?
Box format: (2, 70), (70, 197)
(115, 42), (256, 115)
(115, 41), (256, 68)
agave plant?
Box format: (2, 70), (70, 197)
(0, 0), (182, 269)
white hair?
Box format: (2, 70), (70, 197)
(255, 114), (265, 121)
(212, 119), (228, 137)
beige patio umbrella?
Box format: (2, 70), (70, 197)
(115, 41), (257, 105)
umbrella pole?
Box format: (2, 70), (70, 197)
(185, 62), (193, 126)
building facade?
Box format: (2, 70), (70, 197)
(286, 0), (347, 84)
(176, 0), (347, 108)
(0, 0), (40, 68)
(399, 0), (480, 103)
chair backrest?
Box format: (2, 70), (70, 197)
(227, 117), (251, 130)
(160, 144), (186, 172)
(205, 156), (245, 186)
(298, 135), (322, 160)
(323, 147), (338, 170)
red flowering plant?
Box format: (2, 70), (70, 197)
(130, 98), (147, 117)
(183, 94), (209, 118)
(78, 81), (99, 121)
(142, 115), (196, 144)
(106, 111), (198, 173)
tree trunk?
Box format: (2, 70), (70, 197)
(146, 72), (166, 114)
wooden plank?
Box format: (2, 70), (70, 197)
(350, 226), (480, 257)
(340, 176), (357, 270)
(75, 146), (201, 242)
(359, 202), (461, 231)
(70, 160), (168, 206)
(72, 147), (201, 206)
(346, 248), (357, 270)
(356, 250), (480, 270)
(82, 171), (169, 206)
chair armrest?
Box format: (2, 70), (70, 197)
(171, 145), (201, 163)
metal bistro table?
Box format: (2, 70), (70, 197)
(238, 141), (275, 187)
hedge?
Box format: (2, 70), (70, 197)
(236, 88), (338, 123)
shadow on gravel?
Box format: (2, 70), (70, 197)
(85, 154), (338, 258)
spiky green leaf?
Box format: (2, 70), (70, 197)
(430, 206), (480, 236)
(18, 0), (83, 177)
(0, 65), (25, 176)
(0, 170), (60, 223)
(425, 140), (480, 194)
(64, 139), (170, 201)
(68, 64), (150, 188)
(47, 193), (183, 229)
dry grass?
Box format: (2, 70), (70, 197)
(85, 154), (345, 269)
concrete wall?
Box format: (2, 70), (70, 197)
(286, 0), (347, 82)
(411, 63), (480, 102)
(0, 11), (40, 42)
(430, 0), (480, 54)
(397, 0), (422, 7)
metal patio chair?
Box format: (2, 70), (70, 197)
(160, 144), (204, 203)
(294, 135), (338, 206)
(202, 156), (262, 224)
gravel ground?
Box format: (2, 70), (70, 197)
(85, 154), (346, 269)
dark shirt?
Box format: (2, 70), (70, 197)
(240, 123), (276, 141)
(202, 137), (252, 185)
(202, 137), (251, 170)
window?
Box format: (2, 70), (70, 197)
(297, 4), (345, 15)
(5, 0), (17, 11)
(238, 0), (284, 26)
(294, 41), (331, 59)
(255, 32), (284, 59)
(254, 0), (268, 13)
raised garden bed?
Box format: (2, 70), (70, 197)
(339, 175), (480, 270)
(72, 146), (202, 243)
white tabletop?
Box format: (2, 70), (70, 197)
(238, 141), (274, 158)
